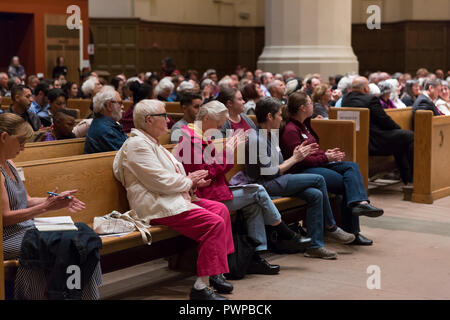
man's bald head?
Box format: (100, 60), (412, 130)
(351, 76), (370, 94)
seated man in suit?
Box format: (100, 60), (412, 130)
(84, 86), (128, 154)
(412, 79), (443, 122)
(342, 76), (414, 185)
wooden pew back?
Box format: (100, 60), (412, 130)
(1, 97), (12, 106)
(412, 111), (450, 203)
(329, 107), (370, 190)
(165, 102), (182, 113)
(15, 138), (86, 163)
(67, 99), (91, 118)
(385, 107), (413, 131)
(19, 152), (129, 224)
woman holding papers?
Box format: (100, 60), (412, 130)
(0, 113), (101, 300)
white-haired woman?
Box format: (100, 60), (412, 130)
(378, 81), (397, 109)
(156, 77), (174, 101)
(81, 76), (103, 119)
(113, 99), (234, 300)
(174, 101), (312, 275)
(84, 86), (127, 154)
(385, 79), (407, 108)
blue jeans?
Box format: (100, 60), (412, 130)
(302, 161), (367, 234)
(222, 184), (282, 252)
(268, 174), (336, 249)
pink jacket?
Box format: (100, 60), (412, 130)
(176, 124), (234, 202)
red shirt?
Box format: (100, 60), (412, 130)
(176, 125), (234, 202)
(280, 118), (329, 172)
(230, 116), (252, 132)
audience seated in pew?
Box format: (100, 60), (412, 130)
(4, 85), (41, 131)
(176, 101), (311, 272)
(245, 97), (356, 259)
(84, 86), (128, 154)
(342, 76), (414, 185)
(34, 109), (77, 142)
(401, 80), (420, 106)
(412, 79), (444, 120)
(37, 88), (68, 128)
(0, 113), (102, 299)
(113, 99), (234, 301)
(170, 92), (203, 144)
(281, 91), (384, 246)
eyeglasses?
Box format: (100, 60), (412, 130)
(148, 113), (168, 120)
(111, 100), (124, 106)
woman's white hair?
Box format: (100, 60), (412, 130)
(218, 76), (232, 90)
(368, 83), (381, 96)
(385, 79), (400, 100)
(155, 77), (174, 96)
(92, 85), (117, 113)
(177, 81), (195, 94)
(196, 100), (229, 121)
(133, 99), (165, 130)
(81, 76), (98, 96)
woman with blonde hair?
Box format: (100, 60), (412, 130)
(0, 113), (102, 299)
(311, 83), (332, 119)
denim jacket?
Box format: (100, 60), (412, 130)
(84, 114), (128, 154)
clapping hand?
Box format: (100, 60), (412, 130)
(325, 148), (345, 162)
(187, 170), (209, 188)
(292, 141), (319, 162)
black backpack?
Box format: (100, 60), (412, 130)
(224, 210), (260, 280)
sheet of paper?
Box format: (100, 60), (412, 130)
(35, 224), (78, 232)
(337, 111), (360, 131)
(34, 216), (75, 225)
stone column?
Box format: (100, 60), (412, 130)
(257, 0), (359, 80)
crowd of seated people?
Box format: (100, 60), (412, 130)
(1, 52), (450, 300)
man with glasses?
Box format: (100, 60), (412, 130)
(84, 86), (128, 154)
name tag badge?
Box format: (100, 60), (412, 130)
(302, 134), (308, 139)
(16, 167), (26, 181)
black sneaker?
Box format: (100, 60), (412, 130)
(209, 275), (233, 294)
(189, 287), (228, 300)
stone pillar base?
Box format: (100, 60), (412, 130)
(258, 45), (359, 80)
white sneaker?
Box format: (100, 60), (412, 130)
(325, 227), (356, 244)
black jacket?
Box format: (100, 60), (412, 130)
(412, 94), (441, 122)
(19, 222), (102, 300)
(342, 91), (403, 152)
(4, 105), (42, 131)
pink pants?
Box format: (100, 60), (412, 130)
(151, 198), (234, 277)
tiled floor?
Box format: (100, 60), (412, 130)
(101, 183), (450, 300)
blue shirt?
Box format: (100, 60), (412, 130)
(84, 114), (128, 154)
(29, 101), (51, 126)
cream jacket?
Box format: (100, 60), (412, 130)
(113, 128), (200, 223)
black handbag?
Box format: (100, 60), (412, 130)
(224, 210), (260, 280)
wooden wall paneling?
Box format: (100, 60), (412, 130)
(45, 14), (80, 82)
